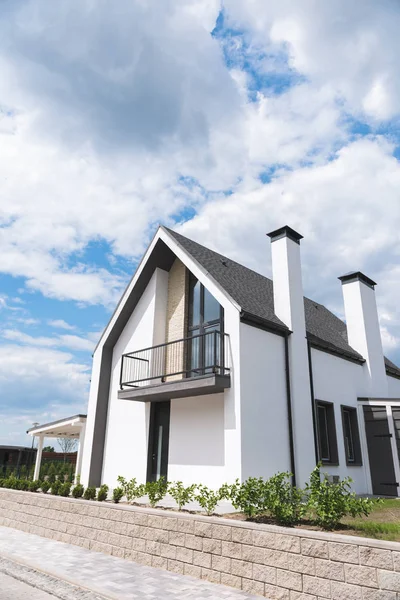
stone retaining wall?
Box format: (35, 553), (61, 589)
(1, 488), (400, 599)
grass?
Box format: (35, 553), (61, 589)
(341, 499), (400, 541)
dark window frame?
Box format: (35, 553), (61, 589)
(341, 405), (363, 466)
(315, 400), (339, 466)
(187, 273), (224, 376)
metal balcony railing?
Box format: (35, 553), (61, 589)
(120, 330), (230, 389)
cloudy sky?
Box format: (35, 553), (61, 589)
(1, 0), (400, 446)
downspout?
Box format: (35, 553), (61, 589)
(284, 332), (296, 487)
(307, 341), (319, 465)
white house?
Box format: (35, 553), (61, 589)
(79, 225), (400, 497)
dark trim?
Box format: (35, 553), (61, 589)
(88, 346), (112, 487)
(284, 333), (296, 487)
(307, 342), (319, 465)
(386, 369), (400, 380)
(315, 400), (339, 466)
(240, 311), (290, 336)
(267, 225), (303, 245)
(146, 401), (171, 483)
(340, 405), (363, 466)
(307, 335), (365, 365)
(338, 271), (377, 289)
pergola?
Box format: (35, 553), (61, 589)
(27, 414), (87, 482)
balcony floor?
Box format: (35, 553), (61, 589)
(118, 373), (231, 402)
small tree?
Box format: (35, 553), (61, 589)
(57, 438), (78, 462)
(43, 446), (55, 452)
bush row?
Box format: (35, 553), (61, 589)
(0, 465), (380, 530)
(115, 465), (380, 530)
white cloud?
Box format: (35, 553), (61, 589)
(0, 343), (89, 444)
(1, 329), (95, 352)
(48, 319), (75, 331)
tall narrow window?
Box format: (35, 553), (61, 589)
(316, 401), (339, 465)
(187, 274), (223, 376)
(341, 406), (362, 466)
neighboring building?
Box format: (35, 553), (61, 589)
(80, 225), (400, 497)
(0, 446), (36, 476)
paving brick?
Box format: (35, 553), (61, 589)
(212, 554), (231, 574)
(264, 584), (290, 600)
(242, 578), (264, 596)
(252, 563), (276, 585)
(315, 558), (344, 581)
(276, 569), (302, 592)
(201, 567), (221, 584)
(221, 572), (242, 590)
(287, 554), (315, 575)
(301, 538), (328, 559)
(185, 533), (203, 551)
(193, 550), (212, 569)
(222, 541), (242, 559)
(328, 541), (359, 564)
(345, 563), (378, 588)
(331, 580), (362, 600)
(302, 575), (330, 598)
(202, 537), (222, 554)
(360, 547), (393, 570)
(231, 559), (253, 579)
(378, 570), (400, 592)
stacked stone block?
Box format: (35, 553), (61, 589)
(1, 489), (400, 599)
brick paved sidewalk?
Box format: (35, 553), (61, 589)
(0, 526), (264, 599)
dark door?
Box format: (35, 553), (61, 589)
(147, 401), (170, 482)
(363, 406), (398, 496)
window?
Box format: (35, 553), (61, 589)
(187, 274), (223, 375)
(341, 406), (362, 466)
(316, 401), (339, 465)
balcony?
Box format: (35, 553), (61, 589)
(118, 330), (231, 402)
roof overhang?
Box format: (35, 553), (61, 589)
(118, 374), (231, 403)
(93, 226), (242, 354)
(27, 414), (87, 438)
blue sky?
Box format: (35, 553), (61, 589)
(1, 0), (400, 446)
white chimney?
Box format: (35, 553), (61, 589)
(339, 272), (387, 396)
(267, 226), (316, 486)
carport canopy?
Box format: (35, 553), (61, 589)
(27, 414), (86, 482)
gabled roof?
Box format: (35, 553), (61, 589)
(166, 228), (400, 375)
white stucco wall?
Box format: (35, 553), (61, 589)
(311, 348), (371, 493)
(168, 393), (226, 487)
(239, 324), (291, 481)
(101, 268), (169, 487)
(387, 375), (400, 398)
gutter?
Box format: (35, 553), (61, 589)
(284, 332), (296, 487)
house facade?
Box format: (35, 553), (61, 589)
(80, 225), (400, 496)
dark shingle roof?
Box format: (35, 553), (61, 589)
(166, 227), (400, 374)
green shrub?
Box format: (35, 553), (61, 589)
(168, 481), (197, 511)
(195, 484), (227, 516)
(18, 479), (30, 491)
(145, 477), (168, 508)
(50, 480), (62, 496)
(28, 480), (41, 493)
(229, 477), (267, 518)
(72, 483), (85, 499)
(59, 482), (72, 497)
(0, 478), (5, 488)
(117, 476), (145, 504)
(41, 481), (51, 494)
(97, 484), (109, 502)
(83, 487), (96, 501)
(112, 487), (124, 504)
(306, 465), (377, 530)
(263, 473), (305, 526)
(47, 464), (57, 483)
